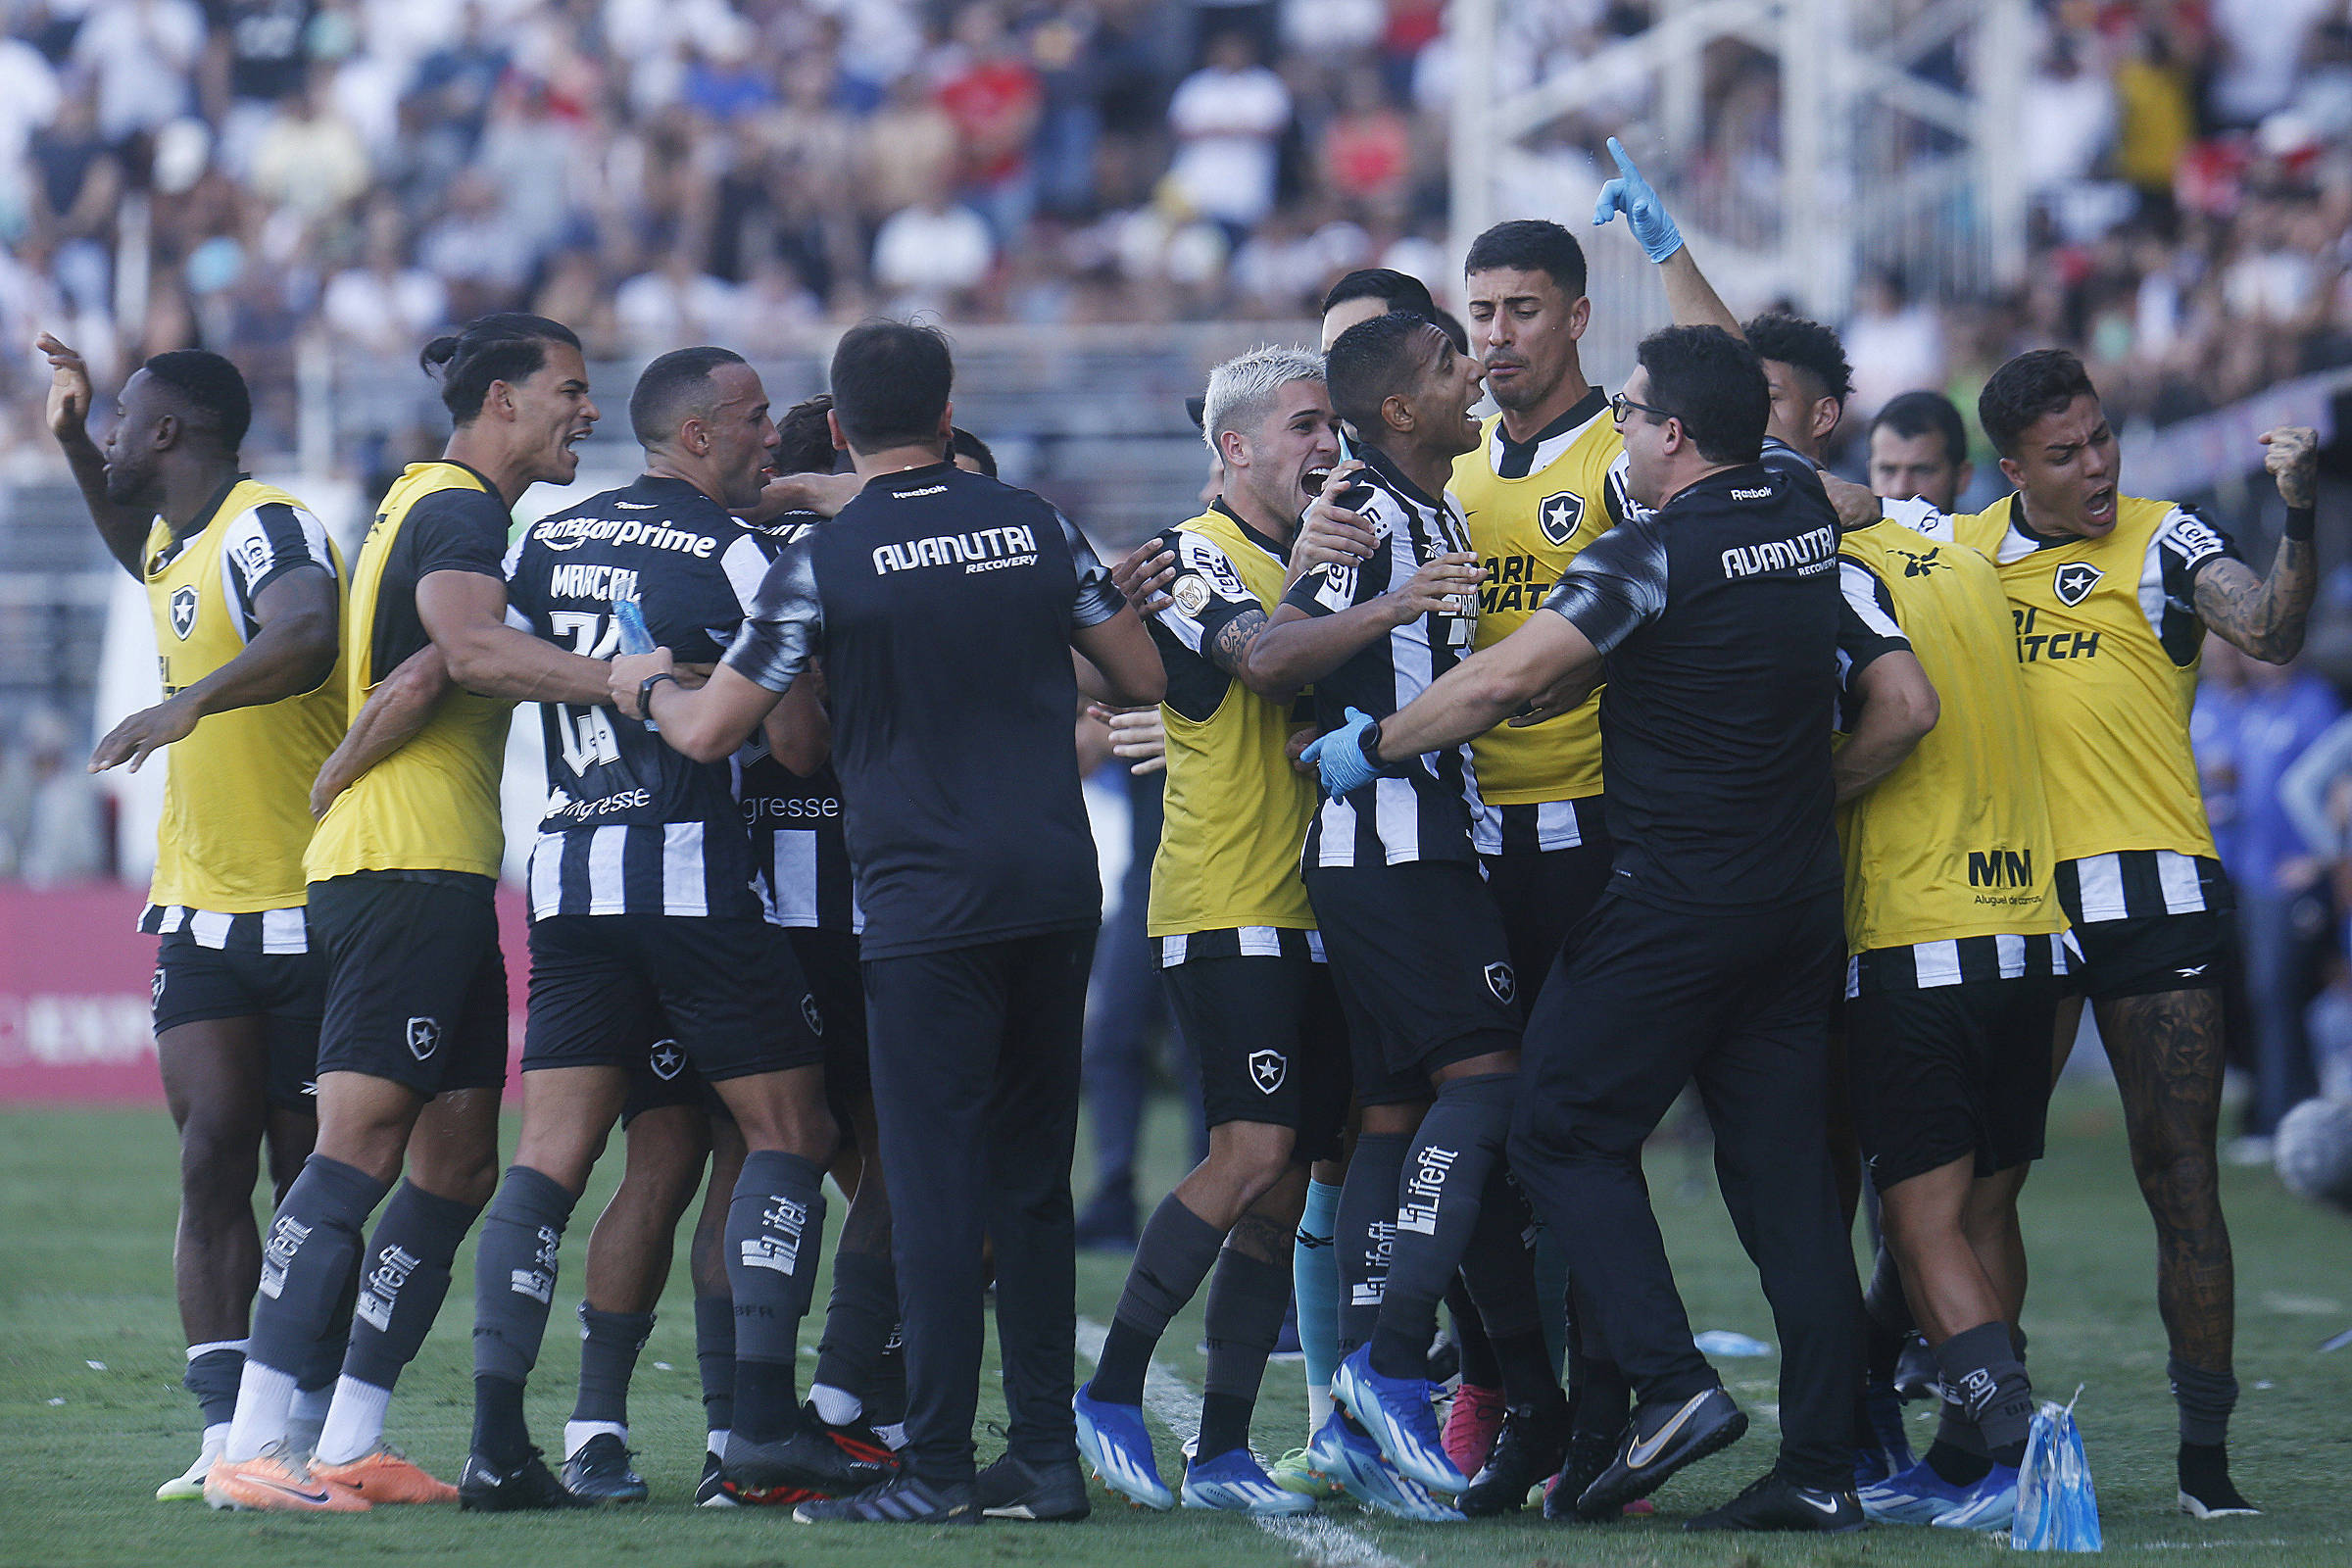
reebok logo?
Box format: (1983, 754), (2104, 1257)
(2176, 963), (2209, 978)
(1397, 1146), (1459, 1236)
(357, 1243), (421, 1331)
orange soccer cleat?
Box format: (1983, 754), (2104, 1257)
(204, 1444), (370, 1512)
(312, 1445), (460, 1504)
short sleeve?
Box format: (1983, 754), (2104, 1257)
(220, 500), (336, 601)
(1156, 528), (1265, 656)
(1541, 514), (1667, 655)
(407, 488), (512, 580)
(1058, 510), (1126, 628)
(721, 533), (823, 694)
(1837, 558), (1909, 692)
(2156, 506), (2239, 613)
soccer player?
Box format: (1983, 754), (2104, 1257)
(463, 347), (883, 1510)
(1071, 346), (1352, 1518)
(1895, 349), (2321, 1517)
(1869, 391), (1974, 514)
(40, 336), (345, 1499)
(612, 320), (1164, 1524)
(1313, 325), (1869, 1531)
(1241, 311), (1520, 1512)
(1826, 427), (2068, 1534)
(206, 315), (610, 1512)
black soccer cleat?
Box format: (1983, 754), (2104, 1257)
(1577, 1387), (1747, 1516)
(1459, 1398), (1570, 1517)
(458, 1448), (592, 1512)
(804, 1401), (905, 1479)
(695, 1450), (738, 1507)
(1545, 1430), (1622, 1521)
(726, 1423), (897, 1497)
(793, 1471), (980, 1525)
(975, 1449), (1092, 1521)
(2178, 1442), (2260, 1518)
(559, 1433), (649, 1505)
(1685, 1468), (1865, 1533)
(1893, 1334), (1940, 1401)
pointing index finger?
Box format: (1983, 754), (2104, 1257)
(1606, 135), (1641, 181)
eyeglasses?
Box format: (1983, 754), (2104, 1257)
(1609, 393), (1676, 426)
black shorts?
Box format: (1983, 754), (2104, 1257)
(1847, 970), (2062, 1189)
(1303, 860), (1519, 1104)
(2062, 912), (2232, 1000)
(151, 931), (325, 1113)
(1159, 948), (1348, 1162)
(311, 873), (509, 1097)
(618, 925), (866, 1126)
(1480, 807), (1615, 1018)
(525, 913), (821, 1083)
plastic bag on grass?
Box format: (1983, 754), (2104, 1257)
(2012, 1388), (2101, 1551)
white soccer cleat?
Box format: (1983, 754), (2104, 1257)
(157, 1434), (225, 1501)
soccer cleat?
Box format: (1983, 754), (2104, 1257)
(1857, 1457), (1973, 1524)
(806, 1402), (904, 1475)
(1441, 1381), (1505, 1480)
(158, 1434), (224, 1500)
(204, 1445), (370, 1512)
(1333, 1346), (1467, 1494)
(1303, 1410), (1464, 1522)
(1267, 1446), (1344, 1499)
(2178, 1442), (2259, 1518)
(1892, 1335), (1939, 1401)
(1930, 1463), (2018, 1531)
(974, 1450), (1091, 1521)
(1459, 1398), (1568, 1517)
(1181, 1447), (1317, 1515)
(1576, 1387), (1747, 1516)
(696, 1451), (739, 1506)
(1073, 1380), (1174, 1510)
(559, 1433), (649, 1505)
(726, 1421), (895, 1498)
(312, 1444), (459, 1504)
(793, 1472), (979, 1524)
(1858, 1378), (1915, 1485)
(1685, 1469), (1866, 1533)
(457, 1448), (591, 1512)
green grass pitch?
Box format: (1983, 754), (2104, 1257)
(2, 1084), (2347, 1566)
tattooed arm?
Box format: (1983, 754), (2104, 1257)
(2193, 425), (2319, 664)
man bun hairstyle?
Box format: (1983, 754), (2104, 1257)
(628, 345), (749, 449)
(829, 319), (953, 455)
(419, 313), (582, 425)
(1464, 219), (1590, 303)
(1978, 348), (2099, 460)
(1870, 389), (1970, 468)
(1742, 312), (1854, 407)
(774, 393), (838, 474)
(1200, 343), (1325, 456)
(1633, 324), (1768, 466)
(1324, 312), (1444, 436)
(142, 350), (252, 454)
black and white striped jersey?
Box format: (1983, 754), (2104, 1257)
(504, 474), (769, 923)
(1280, 444), (1483, 867)
(732, 516), (862, 934)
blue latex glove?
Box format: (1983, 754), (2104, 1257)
(1303, 706), (1384, 798)
(1592, 136), (1684, 264)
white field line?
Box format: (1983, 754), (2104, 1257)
(1075, 1317), (1404, 1568)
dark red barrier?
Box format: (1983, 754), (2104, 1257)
(0, 881), (530, 1102)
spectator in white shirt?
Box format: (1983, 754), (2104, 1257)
(1165, 29), (1290, 234)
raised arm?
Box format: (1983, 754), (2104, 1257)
(1592, 138), (1740, 337)
(311, 643), (454, 818)
(2190, 426), (2320, 664)
(39, 332), (152, 575)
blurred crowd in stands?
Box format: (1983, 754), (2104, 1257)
(0, 0), (2344, 463)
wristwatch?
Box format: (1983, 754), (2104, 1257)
(638, 670), (679, 715)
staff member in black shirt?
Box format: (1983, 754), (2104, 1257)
(1311, 325), (1866, 1533)
(611, 320), (1165, 1525)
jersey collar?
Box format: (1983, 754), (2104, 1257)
(2004, 492), (2079, 556)
(147, 471), (248, 574)
(1488, 384), (1607, 479)
(1208, 497), (1292, 563)
(1356, 440), (1444, 515)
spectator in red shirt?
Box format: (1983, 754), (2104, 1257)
(936, 2), (1042, 245)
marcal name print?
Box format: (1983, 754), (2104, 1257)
(871, 524), (1041, 576)
(532, 514), (717, 557)
(1720, 523), (1838, 579)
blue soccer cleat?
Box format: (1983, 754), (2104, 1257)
(1333, 1346), (1468, 1494)
(1072, 1381), (1173, 1510)
(1932, 1464), (2019, 1532)
(1181, 1447), (1317, 1515)
(1304, 1411), (1464, 1523)
(1859, 1458), (1973, 1524)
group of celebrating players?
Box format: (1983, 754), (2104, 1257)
(47, 140), (2323, 1534)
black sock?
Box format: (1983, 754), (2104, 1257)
(726, 1151), (828, 1445)
(867, 1329), (906, 1429)
(1447, 1276), (1500, 1389)
(2168, 1356), (2237, 1447)
(695, 1295), (736, 1440)
(2179, 1441), (2250, 1507)
(471, 1374), (531, 1469)
(1369, 1072), (1514, 1381)
(1934, 1320), (2033, 1466)
(1862, 1242), (1912, 1383)
(345, 1180), (478, 1391)
(185, 1347), (244, 1428)
(1925, 1381), (1993, 1486)
(470, 1167), (577, 1389)
(246, 1155), (387, 1377)
(571, 1305), (655, 1427)
(1196, 1247), (1291, 1460)
(812, 1250), (897, 1412)
(1457, 1165), (1560, 1406)
(1335, 1133), (1408, 1360)
(1095, 1195), (1226, 1405)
